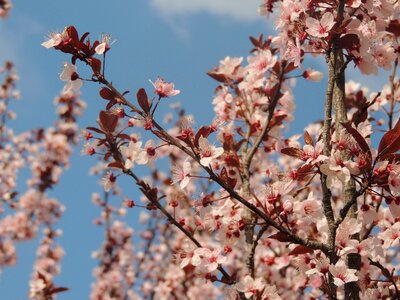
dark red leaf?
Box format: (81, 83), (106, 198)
(86, 126), (105, 134)
(98, 110), (118, 133)
(79, 32), (90, 43)
(386, 20), (400, 37)
(77, 41), (90, 54)
(296, 164), (314, 180)
(249, 35), (260, 47)
(337, 34), (360, 50)
(281, 147), (304, 160)
(100, 87), (114, 100)
(304, 130), (314, 146)
(342, 122), (372, 170)
(268, 232), (292, 243)
(220, 167), (237, 189)
(89, 58), (102, 75)
(268, 112), (287, 129)
(289, 245), (314, 256)
(106, 100), (117, 110)
(207, 71), (227, 83)
(118, 133), (131, 140)
(284, 62), (297, 74)
(194, 126), (213, 147)
(66, 26), (79, 44)
(272, 62), (280, 75)
(108, 161), (124, 169)
(137, 88), (150, 113)
(378, 119), (400, 158)
(48, 287), (69, 295)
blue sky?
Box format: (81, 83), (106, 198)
(0, 1), (389, 299)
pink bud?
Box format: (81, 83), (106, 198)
(303, 69), (324, 82)
(283, 200), (294, 213)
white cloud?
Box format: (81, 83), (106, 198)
(150, 0), (262, 22)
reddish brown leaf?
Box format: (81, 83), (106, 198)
(86, 126), (105, 134)
(304, 130), (314, 146)
(220, 167), (237, 189)
(296, 164), (314, 180)
(100, 87), (114, 100)
(66, 26), (79, 44)
(118, 133), (131, 140)
(342, 122), (372, 169)
(98, 110), (118, 133)
(386, 20), (400, 37)
(337, 34), (360, 50)
(89, 58), (102, 75)
(289, 245), (314, 256)
(194, 126), (213, 147)
(79, 32), (90, 43)
(207, 71), (227, 83)
(249, 35), (260, 47)
(378, 119), (400, 158)
(268, 232), (292, 243)
(137, 88), (150, 113)
(106, 100), (117, 110)
(284, 62), (297, 74)
(268, 112), (287, 129)
(48, 287), (69, 295)
(108, 161), (124, 169)
(281, 147), (304, 160)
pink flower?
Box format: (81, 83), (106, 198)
(100, 171), (116, 192)
(149, 77), (180, 98)
(59, 62), (83, 95)
(41, 28), (69, 48)
(286, 38), (303, 67)
(306, 12), (335, 38)
(216, 56), (244, 80)
(303, 69), (324, 82)
(171, 159), (191, 189)
(198, 136), (224, 167)
(95, 34), (113, 55)
(236, 275), (265, 299)
(179, 243), (202, 269)
(194, 247), (226, 272)
(120, 141), (148, 169)
(329, 259), (358, 287)
(247, 49), (277, 75)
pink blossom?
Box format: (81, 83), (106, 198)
(100, 171), (116, 192)
(59, 62), (83, 95)
(95, 34), (113, 55)
(194, 247), (226, 272)
(179, 243), (202, 269)
(120, 141), (148, 169)
(150, 77), (180, 98)
(247, 49), (277, 75)
(171, 159), (191, 189)
(329, 259), (358, 287)
(41, 28), (69, 48)
(236, 275), (265, 299)
(198, 136), (224, 167)
(306, 12), (335, 38)
(303, 69), (324, 82)
(216, 56), (244, 80)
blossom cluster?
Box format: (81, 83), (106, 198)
(1, 0), (399, 298)
(37, 18), (400, 299)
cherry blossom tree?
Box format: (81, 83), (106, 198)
(1, 0), (400, 299)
